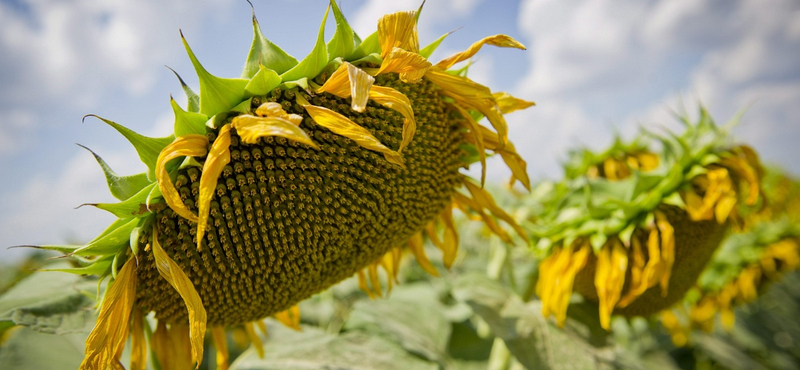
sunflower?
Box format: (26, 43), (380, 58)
(528, 108), (764, 330)
(659, 169), (800, 346)
(25, 3), (533, 369)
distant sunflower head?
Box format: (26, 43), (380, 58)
(527, 108), (764, 330)
(27, 2), (534, 369)
(659, 168), (800, 346)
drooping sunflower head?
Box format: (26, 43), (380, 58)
(528, 107), (764, 330)
(659, 168), (800, 346)
(27, 3), (534, 369)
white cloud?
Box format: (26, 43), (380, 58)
(514, 0), (800, 178)
(0, 109), (37, 156)
(0, 0), (232, 108)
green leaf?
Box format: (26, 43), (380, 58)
(0, 265), (97, 334)
(84, 182), (157, 219)
(343, 284), (451, 365)
(420, 30), (453, 59)
(451, 274), (600, 370)
(84, 115), (174, 181)
(181, 31), (249, 117)
(245, 65), (282, 97)
(242, 13), (299, 78)
(41, 256), (113, 276)
(167, 66), (200, 113)
(0, 327), (87, 369)
(350, 31), (379, 61)
(171, 96), (208, 137)
(280, 7), (330, 82)
(229, 322), (438, 370)
(77, 144), (150, 201)
(326, 0), (355, 61)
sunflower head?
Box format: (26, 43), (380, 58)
(528, 107), (765, 330)
(26, 3), (534, 369)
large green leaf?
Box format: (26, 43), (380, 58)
(229, 322), (437, 370)
(0, 266), (96, 334)
(77, 144), (150, 201)
(0, 327), (86, 370)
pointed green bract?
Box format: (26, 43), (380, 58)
(350, 31), (380, 61)
(242, 14), (299, 78)
(245, 65), (282, 97)
(78, 144), (150, 201)
(85, 115), (174, 181)
(72, 218), (139, 256)
(89, 183), (158, 219)
(280, 7), (330, 82)
(181, 32), (249, 117)
(171, 97), (208, 137)
(420, 31), (452, 59)
(168, 66), (201, 113)
(327, 0), (355, 61)
(43, 257), (114, 276)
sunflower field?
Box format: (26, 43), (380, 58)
(1, 2), (798, 370)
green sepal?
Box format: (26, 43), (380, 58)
(245, 65), (282, 97)
(350, 53), (384, 66)
(84, 115), (174, 181)
(41, 256), (113, 276)
(280, 78), (309, 91)
(130, 216), (154, 257)
(181, 31), (249, 117)
(167, 66), (200, 113)
(326, 0), (356, 61)
(420, 31), (453, 59)
(77, 144), (150, 201)
(85, 182), (158, 219)
(590, 233), (608, 252)
(350, 31), (380, 61)
(242, 12), (299, 78)
(231, 98), (254, 114)
(171, 96), (208, 137)
(72, 218), (138, 256)
(280, 6), (330, 82)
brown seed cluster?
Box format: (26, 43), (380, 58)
(134, 75), (465, 326)
(573, 205), (728, 316)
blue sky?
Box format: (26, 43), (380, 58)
(1, 0), (799, 261)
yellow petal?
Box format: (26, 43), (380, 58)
(254, 102), (304, 125)
(197, 124), (232, 249)
(244, 322), (264, 359)
(369, 85), (417, 153)
(166, 325), (193, 370)
(655, 211), (675, 295)
(368, 263), (383, 297)
(462, 179), (528, 242)
(377, 47), (432, 83)
(452, 104), (486, 186)
(80, 259), (138, 370)
(618, 232), (645, 307)
(357, 269), (376, 299)
(441, 204), (459, 269)
(297, 96), (405, 168)
(156, 135), (208, 223)
(595, 238), (628, 330)
(152, 321), (170, 370)
(274, 305), (301, 331)
(130, 308), (147, 370)
(378, 10), (419, 57)
(232, 114), (319, 148)
(436, 34), (525, 70)
(492, 92), (535, 114)
(152, 227), (207, 368)
(211, 327), (230, 370)
(425, 68), (493, 100)
(408, 232), (439, 276)
(317, 62), (375, 112)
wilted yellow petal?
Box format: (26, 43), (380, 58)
(635, 152), (659, 171)
(538, 241), (591, 327)
(317, 62), (375, 112)
(196, 124), (231, 249)
(152, 321), (170, 370)
(166, 325), (193, 370)
(715, 194), (737, 223)
(436, 34), (525, 70)
(357, 269), (376, 299)
(368, 263), (383, 297)
(618, 232), (645, 307)
(156, 135), (208, 223)
(297, 97), (405, 168)
(378, 10), (419, 57)
(377, 47), (432, 83)
(211, 327), (229, 370)
(594, 238), (628, 330)
(452, 104), (486, 185)
(408, 232), (439, 276)
(369, 85), (417, 153)
(152, 227), (207, 368)
(244, 322), (264, 359)
(425, 69), (493, 100)
(462, 179), (528, 242)
(274, 305), (301, 331)
(655, 211), (675, 295)
(492, 92), (535, 114)
(80, 260), (138, 370)
(441, 204), (459, 269)
(130, 308), (146, 370)
(232, 114), (319, 148)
